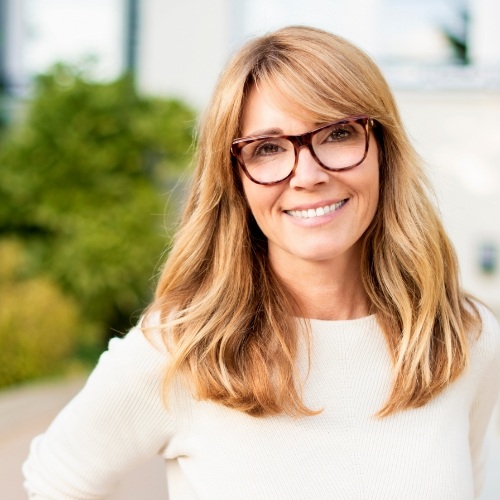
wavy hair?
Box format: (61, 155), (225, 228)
(145, 25), (481, 417)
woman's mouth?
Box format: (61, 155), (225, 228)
(286, 199), (347, 219)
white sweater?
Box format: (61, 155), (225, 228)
(24, 305), (500, 500)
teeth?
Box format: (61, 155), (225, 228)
(287, 200), (346, 219)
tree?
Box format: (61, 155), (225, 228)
(0, 64), (196, 365)
(0, 240), (81, 386)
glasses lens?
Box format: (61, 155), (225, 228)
(240, 137), (295, 184)
(312, 120), (366, 170)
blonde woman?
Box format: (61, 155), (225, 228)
(24, 26), (500, 499)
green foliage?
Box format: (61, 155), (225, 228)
(0, 240), (82, 387)
(0, 64), (196, 374)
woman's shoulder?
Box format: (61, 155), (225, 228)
(23, 311), (175, 499)
(469, 300), (500, 369)
(90, 310), (168, 383)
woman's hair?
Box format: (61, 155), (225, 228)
(145, 25), (481, 417)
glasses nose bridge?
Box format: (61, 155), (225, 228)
(292, 130), (316, 158)
(291, 130), (319, 171)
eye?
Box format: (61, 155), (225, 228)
(254, 140), (285, 156)
(324, 126), (352, 143)
(244, 138), (290, 161)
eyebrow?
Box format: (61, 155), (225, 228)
(241, 127), (284, 138)
(241, 121), (330, 139)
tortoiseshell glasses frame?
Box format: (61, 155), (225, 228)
(230, 115), (374, 185)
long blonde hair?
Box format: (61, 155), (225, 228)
(145, 26), (480, 417)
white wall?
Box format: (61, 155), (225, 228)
(136, 0), (233, 109)
(396, 90), (500, 312)
(470, 0), (500, 66)
(134, 0), (387, 109)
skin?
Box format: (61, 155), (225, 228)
(240, 84), (380, 320)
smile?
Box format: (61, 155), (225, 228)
(286, 200), (347, 219)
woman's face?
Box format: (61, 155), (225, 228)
(239, 83), (380, 273)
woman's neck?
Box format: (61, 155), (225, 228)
(270, 250), (371, 321)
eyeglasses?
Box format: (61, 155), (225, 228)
(231, 116), (374, 185)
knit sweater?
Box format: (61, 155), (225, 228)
(23, 304), (500, 500)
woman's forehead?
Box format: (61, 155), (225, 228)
(240, 80), (346, 135)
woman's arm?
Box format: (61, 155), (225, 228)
(469, 304), (500, 498)
(23, 322), (174, 499)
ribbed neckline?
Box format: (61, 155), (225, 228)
(307, 314), (379, 334)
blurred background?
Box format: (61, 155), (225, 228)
(0, 0), (499, 498)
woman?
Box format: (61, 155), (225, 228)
(24, 26), (500, 499)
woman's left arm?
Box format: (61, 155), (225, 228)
(469, 305), (500, 498)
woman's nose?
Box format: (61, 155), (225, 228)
(288, 145), (330, 190)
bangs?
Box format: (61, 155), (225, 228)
(247, 42), (375, 126)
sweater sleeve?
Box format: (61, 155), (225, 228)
(469, 305), (500, 498)
(22, 321), (174, 499)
